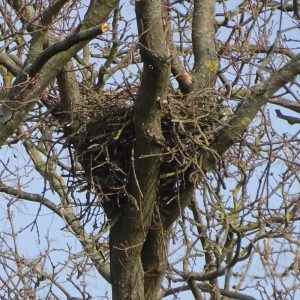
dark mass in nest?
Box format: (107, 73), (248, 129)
(72, 89), (230, 215)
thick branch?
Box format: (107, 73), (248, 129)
(269, 97), (300, 113)
(29, 23), (109, 76)
(141, 182), (194, 300)
(40, 0), (70, 26)
(26, 0), (70, 64)
(192, 0), (218, 89)
(109, 1), (170, 299)
(208, 53), (300, 162)
(164, 0), (192, 94)
(0, 53), (22, 76)
(56, 62), (83, 125)
(142, 220), (171, 300)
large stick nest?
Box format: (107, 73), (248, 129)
(71, 87), (229, 208)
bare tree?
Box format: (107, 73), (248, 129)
(0, 0), (300, 299)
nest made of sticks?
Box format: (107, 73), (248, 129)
(72, 87), (228, 206)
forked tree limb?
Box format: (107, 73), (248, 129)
(208, 53), (300, 163)
(0, 0), (119, 147)
(109, 0), (171, 299)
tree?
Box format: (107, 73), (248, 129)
(0, 0), (300, 299)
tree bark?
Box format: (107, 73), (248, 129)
(109, 1), (170, 299)
(0, 0), (118, 146)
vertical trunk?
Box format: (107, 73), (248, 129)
(192, 3), (219, 297)
(142, 183), (195, 299)
(142, 212), (171, 300)
(110, 217), (145, 299)
(192, 0), (218, 90)
(109, 1), (170, 299)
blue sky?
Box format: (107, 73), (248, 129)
(0, 1), (300, 299)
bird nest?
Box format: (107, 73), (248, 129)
(72, 87), (227, 207)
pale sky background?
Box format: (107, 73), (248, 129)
(0, 1), (299, 299)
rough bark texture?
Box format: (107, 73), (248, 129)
(1, 1), (300, 300)
(109, 1), (171, 299)
(209, 53), (300, 159)
(192, 0), (218, 90)
(0, 0), (118, 146)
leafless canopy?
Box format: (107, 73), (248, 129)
(0, 0), (300, 299)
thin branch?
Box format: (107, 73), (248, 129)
(0, 0), (119, 147)
(162, 283), (256, 300)
(0, 181), (62, 217)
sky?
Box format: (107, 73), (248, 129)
(0, 0), (300, 299)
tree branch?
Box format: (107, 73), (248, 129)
(269, 97), (300, 113)
(162, 283), (256, 300)
(208, 53), (300, 163)
(28, 23), (109, 77)
(109, 1), (171, 299)
(275, 109), (300, 124)
(26, 0), (70, 64)
(164, 0), (192, 94)
(0, 53), (22, 76)
(0, 181), (62, 217)
(0, 0), (119, 147)
(56, 62), (84, 125)
(40, 0), (70, 26)
(192, 0), (218, 90)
